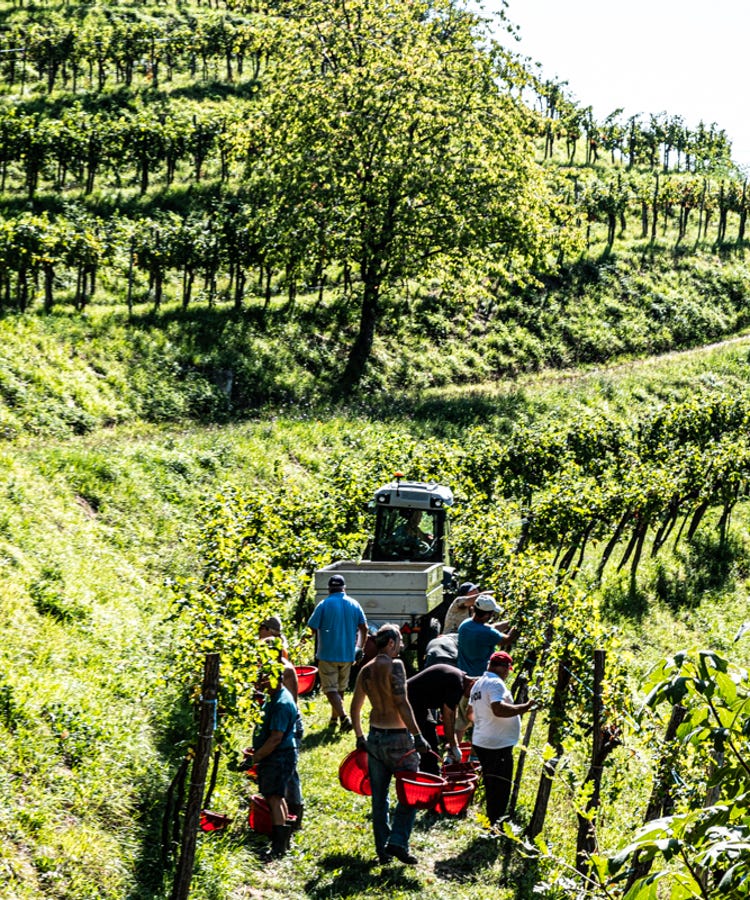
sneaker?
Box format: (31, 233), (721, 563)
(328, 717), (339, 729)
(340, 716), (353, 733)
(385, 843), (417, 865)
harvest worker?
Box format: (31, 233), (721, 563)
(423, 631), (459, 668)
(456, 593), (517, 677)
(250, 665), (299, 858)
(350, 623), (432, 865)
(259, 615), (289, 655)
(308, 573), (367, 731)
(469, 651), (535, 825)
(406, 664), (476, 774)
(442, 582), (481, 634)
(258, 635), (305, 830)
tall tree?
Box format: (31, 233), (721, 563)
(248, 0), (560, 391)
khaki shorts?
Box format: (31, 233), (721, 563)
(318, 659), (352, 694)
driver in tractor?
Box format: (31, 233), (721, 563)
(389, 509), (433, 559)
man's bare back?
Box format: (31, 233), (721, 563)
(351, 626), (420, 739)
(360, 654), (410, 728)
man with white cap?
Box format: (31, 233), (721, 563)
(469, 651), (535, 824)
(456, 593), (517, 677)
(308, 573), (367, 730)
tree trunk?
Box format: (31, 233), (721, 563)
(337, 276), (380, 395)
(625, 705), (686, 891)
(171, 654), (220, 900)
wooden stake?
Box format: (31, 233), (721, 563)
(171, 653), (221, 900)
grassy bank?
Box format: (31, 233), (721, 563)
(1, 312), (749, 897)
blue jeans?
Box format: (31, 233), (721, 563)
(366, 727), (419, 856)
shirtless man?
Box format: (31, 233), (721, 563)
(350, 623), (432, 865)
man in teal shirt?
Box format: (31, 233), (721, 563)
(456, 594), (516, 677)
(252, 677), (299, 858)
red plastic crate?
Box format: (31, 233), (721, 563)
(395, 771), (446, 809)
(295, 665), (318, 696)
(458, 741), (473, 763)
(247, 795), (273, 834)
(434, 780), (476, 815)
(199, 809), (231, 832)
(442, 761), (480, 779)
(247, 794), (298, 833)
(338, 748), (372, 796)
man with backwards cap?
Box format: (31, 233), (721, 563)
(259, 615), (289, 656)
(442, 582), (481, 634)
(469, 650), (535, 825)
(308, 573), (367, 731)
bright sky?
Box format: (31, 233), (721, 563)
(487, 0), (750, 171)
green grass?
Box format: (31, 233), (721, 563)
(1, 310), (749, 897)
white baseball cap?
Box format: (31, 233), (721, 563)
(474, 593), (500, 614)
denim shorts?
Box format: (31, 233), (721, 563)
(257, 747), (297, 798)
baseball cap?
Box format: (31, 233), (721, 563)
(328, 574), (346, 589)
(489, 651), (513, 670)
(457, 582), (479, 596)
(259, 615), (282, 635)
(474, 593), (500, 613)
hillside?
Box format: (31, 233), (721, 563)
(1, 0), (749, 897)
(1, 309), (749, 898)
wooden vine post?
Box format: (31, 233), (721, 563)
(171, 653), (221, 900)
(508, 671), (534, 818)
(526, 656), (572, 839)
(575, 649), (615, 876)
(624, 703), (687, 891)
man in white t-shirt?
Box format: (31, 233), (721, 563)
(468, 651), (535, 825)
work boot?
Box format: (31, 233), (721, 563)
(264, 824), (291, 859)
(287, 802), (304, 832)
(385, 843), (417, 865)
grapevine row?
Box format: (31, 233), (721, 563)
(0, 12), (270, 92)
(529, 75), (734, 173)
(0, 101), (246, 196)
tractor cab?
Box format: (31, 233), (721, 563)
(367, 477), (453, 566)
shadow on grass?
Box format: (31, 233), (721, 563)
(301, 724), (350, 751)
(433, 833), (501, 881)
(303, 852), (421, 898)
(354, 388), (531, 438)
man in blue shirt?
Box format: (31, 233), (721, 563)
(252, 675), (299, 858)
(308, 574), (368, 730)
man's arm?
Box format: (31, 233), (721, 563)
(356, 622), (367, 652)
(283, 665), (298, 703)
(490, 699), (535, 718)
(391, 660), (421, 735)
(253, 730), (284, 763)
(350, 669), (367, 739)
(441, 703), (458, 749)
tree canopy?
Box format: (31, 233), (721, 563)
(249, 0), (565, 389)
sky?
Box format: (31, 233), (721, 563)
(486, 0), (750, 170)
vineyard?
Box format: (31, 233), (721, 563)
(1, 0), (750, 392)
(162, 377), (750, 899)
(0, 0), (749, 897)
(0, 315), (749, 899)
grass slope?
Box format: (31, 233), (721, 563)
(0, 314), (749, 897)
